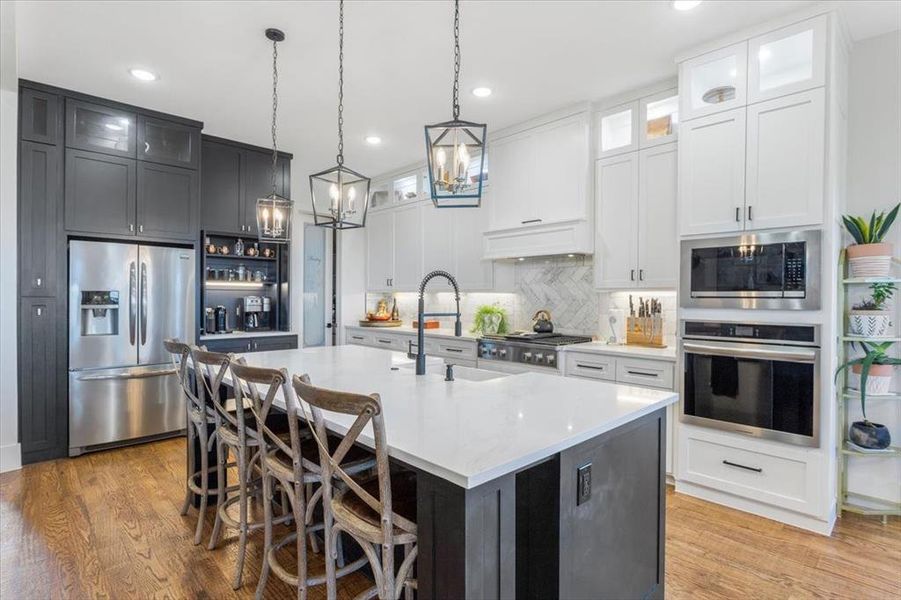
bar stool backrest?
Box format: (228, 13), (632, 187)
(164, 338), (205, 422)
(292, 374), (416, 539)
(191, 348), (244, 440)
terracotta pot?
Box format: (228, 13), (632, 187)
(848, 310), (893, 337)
(851, 363), (894, 395)
(847, 243), (894, 277)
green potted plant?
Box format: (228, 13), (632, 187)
(842, 203), (899, 277)
(835, 341), (900, 450)
(849, 281), (895, 338)
(470, 304), (509, 336)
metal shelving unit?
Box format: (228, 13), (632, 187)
(836, 256), (901, 523)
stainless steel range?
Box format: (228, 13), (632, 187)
(478, 333), (593, 370)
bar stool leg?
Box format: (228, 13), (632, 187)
(255, 462), (273, 600)
(294, 480), (309, 600)
(233, 443), (249, 590)
(207, 434), (227, 550)
(305, 483), (320, 554)
(181, 419), (195, 516)
(403, 543), (414, 600)
(194, 425), (210, 546)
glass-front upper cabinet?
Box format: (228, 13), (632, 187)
(679, 42), (748, 121)
(66, 99), (136, 158)
(137, 116), (200, 169)
(368, 180), (391, 211)
(596, 101), (638, 159)
(393, 173), (419, 204)
(639, 89), (679, 148)
(748, 15), (826, 104)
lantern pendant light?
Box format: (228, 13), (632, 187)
(310, 0), (370, 229)
(424, 0), (487, 208)
(255, 28), (293, 244)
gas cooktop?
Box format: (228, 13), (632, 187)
(478, 333), (593, 368)
(483, 332), (593, 346)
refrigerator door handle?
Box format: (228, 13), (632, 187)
(129, 261), (137, 345)
(140, 262), (148, 346)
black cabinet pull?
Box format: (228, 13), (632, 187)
(577, 363), (606, 371)
(735, 207), (740, 222)
(378, 339), (392, 344)
(639, 269), (644, 281)
(521, 218), (542, 225)
(627, 370), (658, 377)
(351, 335), (364, 340)
(747, 205), (753, 221)
(630, 269), (635, 281)
(722, 460), (762, 473)
(445, 347), (464, 353)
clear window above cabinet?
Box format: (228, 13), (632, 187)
(596, 102), (638, 158)
(640, 90), (678, 147)
(680, 42), (748, 121)
(369, 182), (391, 211)
(393, 174), (419, 203)
(748, 15), (826, 104)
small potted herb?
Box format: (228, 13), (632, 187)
(470, 304), (509, 336)
(849, 282), (895, 338)
(835, 341), (900, 450)
(842, 203), (899, 277)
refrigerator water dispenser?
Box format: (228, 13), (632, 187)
(79, 291), (120, 336)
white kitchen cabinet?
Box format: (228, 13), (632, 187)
(596, 145), (677, 289)
(637, 144), (678, 287)
(487, 131), (533, 231)
(595, 153), (639, 289)
(366, 209), (394, 291)
(679, 42), (748, 121)
(421, 203), (455, 291)
(745, 88), (824, 230)
(452, 201), (495, 291)
(748, 15), (826, 104)
(679, 107), (746, 236)
(596, 101), (638, 159)
(639, 90), (679, 148)
(391, 203), (423, 290)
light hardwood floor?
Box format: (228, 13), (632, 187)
(1, 438), (899, 599)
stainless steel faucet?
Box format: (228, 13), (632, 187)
(408, 270), (462, 376)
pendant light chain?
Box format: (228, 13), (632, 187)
(270, 36), (280, 196)
(336, 0), (345, 166)
(452, 0), (461, 120)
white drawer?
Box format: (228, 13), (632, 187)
(346, 331), (373, 346)
(434, 339), (477, 360)
(370, 333), (409, 352)
(615, 357), (674, 390)
(565, 352), (616, 381)
(683, 436), (809, 506)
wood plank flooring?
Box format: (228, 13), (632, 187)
(1, 438), (899, 599)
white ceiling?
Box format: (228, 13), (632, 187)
(13, 1), (901, 189)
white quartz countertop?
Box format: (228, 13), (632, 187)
(226, 345), (677, 489)
(200, 331), (297, 341)
(345, 325), (480, 342)
(561, 342), (677, 361)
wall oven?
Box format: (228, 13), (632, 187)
(681, 321), (820, 447)
(680, 230), (820, 310)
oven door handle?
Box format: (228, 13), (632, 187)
(682, 341), (817, 364)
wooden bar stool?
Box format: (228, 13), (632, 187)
(164, 338), (223, 546)
(231, 364), (374, 600)
(293, 374), (418, 600)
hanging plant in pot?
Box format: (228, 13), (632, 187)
(842, 203), (899, 277)
(835, 341), (900, 450)
(848, 282), (895, 337)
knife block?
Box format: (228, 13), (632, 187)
(626, 316), (666, 347)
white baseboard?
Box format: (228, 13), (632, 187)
(675, 479), (836, 536)
(0, 443), (21, 473)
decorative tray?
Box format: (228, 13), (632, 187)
(358, 320), (403, 328)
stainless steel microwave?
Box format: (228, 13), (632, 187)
(680, 230), (820, 310)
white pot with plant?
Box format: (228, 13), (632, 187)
(849, 282), (895, 338)
(842, 203), (899, 277)
(470, 304), (509, 336)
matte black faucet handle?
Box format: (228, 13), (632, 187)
(445, 363), (455, 382)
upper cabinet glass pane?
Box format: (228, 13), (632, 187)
(601, 108), (633, 152)
(757, 29), (813, 92)
(645, 95), (678, 141)
(690, 54), (739, 111)
(393, 174), (418, 203)
(142, 121), (193, 165)
(70, 103), (135, 156)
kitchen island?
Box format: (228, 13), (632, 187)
(225, 345), (678, 599)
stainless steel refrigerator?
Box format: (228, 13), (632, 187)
(68, 240), (195, 456)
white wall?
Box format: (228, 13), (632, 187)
(845, 29), (901, 505)
(0, 0), (20, 472)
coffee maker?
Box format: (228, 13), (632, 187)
(241, 296), (271, 331)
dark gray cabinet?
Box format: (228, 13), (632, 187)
(201, 137), (291, 235)
(20, 88), (61, 145)
(201, 141), (243, 233)
(138, 116), (200, 169)
(66, 99), (136, 158)
(18, 297), (66, 463)
(65, 149), (136, 235)
(201, 334), (297, 354)
(19, 141), (61, 297)
(136, 162), (199, 240)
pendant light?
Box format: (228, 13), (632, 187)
(424, 0), (487, 208)
(310, 0), (370, 229)
(256, 28), (292, 244)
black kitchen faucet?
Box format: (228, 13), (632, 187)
(408, 270), (462, 377)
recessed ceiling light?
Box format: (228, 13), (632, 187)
(672, 1), (702, 10)
(472, 87), (492, 97)
(364, 135), (382, 145)
(129, 68), (158, 82)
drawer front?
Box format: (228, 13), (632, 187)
(252, 335), (298, 352)
(346, 331), (373, 346)
(683, 436), (809, 506)
(565, 352), (616, 381)
(371, 334), (408, 352)
(435, 339), (477, 360)
(615, 357), (674, 390)
(202, 338), (254, 353)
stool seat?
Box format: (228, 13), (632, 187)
(332, 470), (418, 545)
